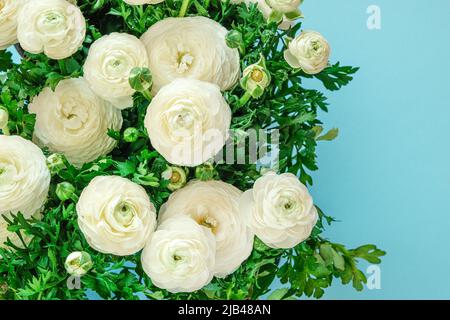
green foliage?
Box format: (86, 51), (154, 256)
(0, 0), (385, 300)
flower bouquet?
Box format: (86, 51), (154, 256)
(0, 0), (385, 300)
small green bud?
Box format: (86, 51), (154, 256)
(56, 182), (76, 202)
(162, 166), (187, 191)
(0, 107), (8, 128)
(240, 55), (271, 99)
(123, 127), (139, 143)
(129, 67), (153, 93)
(0, 282), (8, 297)
(195, 162), (217, 181)
(0, 107), (9, 135)
(65, 251), (93, 277)
(225, 30), (244, 52)
(46, 153), (66, 175)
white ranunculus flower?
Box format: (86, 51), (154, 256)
(0, 135), (50, 219)
(83, 33), (149, 110)
(231, 0), (294, 30)
(144, 78), (231, 167)
(240, 172), (318, 249)
(77, 175), (157, 256)
(141, 216), (215, 293)
(0, 0), (27, 50)
(123, 0), (164, 4)
(284, 30), (331, 74)
(159, 180), (254, 278)
(140, 16), (240, 93)
(266, 0), (301, 14)
(16, 0), (86, 60)
(29, 78), (123, 167)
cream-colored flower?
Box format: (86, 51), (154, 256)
(140, 16), (240, 93)
(144, 78), (231, 167)
(159, 180), (254, 278)
(83, 33), (149, 110)
(0, 135), (50, 219)
(0, 0), (27, 50)
(284, 30), (331, 74)
(240, 172), (318, 249)
(77, 175), (157, 256)
(266, 0), (301, 14)
(16, 0), (86, 60)
(141, 216), (215, 293)
(232, 0), (295, 30)
(29, 78), (123, 167)
(123, 0), (164, 4)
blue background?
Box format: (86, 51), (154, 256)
(8, 0), (450, 300)
(301, 0), (450, 299)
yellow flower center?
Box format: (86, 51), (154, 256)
(251, 69), (264, 82)
(170, 171), (181, 183)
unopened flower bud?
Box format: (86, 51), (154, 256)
(240, 55), (271, 99)
(162, 166), (187, 191)
(46, 153), (66, 175)
(0, 107), (9, 135)
(195, 162), (217, 181)
(129, 67), (153, 93)
(225, 30), (244, 54)
(65, 251), (93, 277)
(123, 127), (139, 143)
(56, 182), (76, 202)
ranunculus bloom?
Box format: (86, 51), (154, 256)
(140, 16), (240, 93)
(83, 32), (149, 109)
(266, 0), (301, 14)
(144, 78), (231, 167)
(77, 175), (157, 256)
(231, 0), (295, 30)
(284, 30), (331, 74)
(0, 0), (27, 50)
(141, 216), (216, 293)
(123, 0), (164, 4)
(240, 172), (318, 249)
(29, 78), (123, 167)
(0, 135), (50, 219)
(17, 0), (86, 60)
(159, 180), (254, 277)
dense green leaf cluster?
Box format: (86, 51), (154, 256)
(0, 0), (384, 300)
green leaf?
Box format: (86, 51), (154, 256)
(267, 288), (290, 300)
(317, 128), (339, 141)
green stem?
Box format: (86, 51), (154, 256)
(238, 91), (252, 107)
(141, 89), (153, 102)
(178, 0), (190, 17)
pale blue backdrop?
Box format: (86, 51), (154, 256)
(8, 0), (450, 300)
(301, 0), (450, 299)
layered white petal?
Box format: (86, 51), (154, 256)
(0, 0), (27, 50)
(284, 30), (330, 74)
(84, 33), (149, 110)
(240, 172), (318, 249)
(77, 175), (157, 256)
(29, 78), (123, 167)
(17, 0), (86, 60)
(144, 78), (231, 167)
(140, 16), (240, 93)
(141, 216), (216, 293)
(0, 135), (50, 219)
(159, 180), (254, 277)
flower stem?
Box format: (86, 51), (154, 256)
(141, 89), (153, 102)
(178, 0), (190, 17)
(239, 91), (252, 107)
